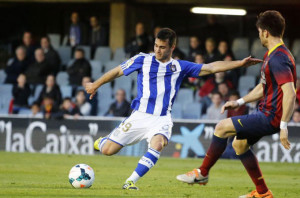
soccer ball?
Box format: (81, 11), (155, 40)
(68, 164), (95, 188)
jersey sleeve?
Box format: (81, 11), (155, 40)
(269, 54), (294, 86)
(179, 60), (203, 77)
(120, 54), (145, 76)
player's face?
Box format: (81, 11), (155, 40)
(154, 38), (174, 62)
(258, 28), (267, 47)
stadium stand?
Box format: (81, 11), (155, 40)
(48, 34), (61, 49)
(94, 47), (111, 64)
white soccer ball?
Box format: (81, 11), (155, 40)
(68, 164), (95, 188)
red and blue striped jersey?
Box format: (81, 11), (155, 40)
(258, 43), (296, 128)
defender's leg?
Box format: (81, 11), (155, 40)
(176, 118), (236, 184)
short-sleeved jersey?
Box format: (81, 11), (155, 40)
(259, 43), (296, 128)
(121, 53), (203, 116)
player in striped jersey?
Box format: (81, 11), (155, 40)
(85, 28), (261, 190)
(177, 11), (296, 198)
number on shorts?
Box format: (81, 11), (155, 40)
(121, 122), (132, 132)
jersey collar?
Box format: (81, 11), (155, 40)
(268, 42), (284, 56)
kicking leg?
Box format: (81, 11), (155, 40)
(123, 134), (167, 190)
(94, 136), (123, 156)
(176, 118), (236, 184)
(233, 138), (273, 198)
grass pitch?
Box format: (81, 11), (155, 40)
(0, 152), (299, 198)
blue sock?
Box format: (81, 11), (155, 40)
(126, 148), (160, 183)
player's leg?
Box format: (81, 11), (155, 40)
(177, 118), (236, 184)
(233, 138), (273, 198)
(124, 134), (167, 189)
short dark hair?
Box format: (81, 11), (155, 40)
(41, 36), (50, 42)
(229, 90), (240, 98)
(212, 91), (222, 98)
(256, 10), (285, 38)
(156, 28), (177, 47)
(75, 48), (85, 55)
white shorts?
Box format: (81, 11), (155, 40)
(108, 110), (173, 147)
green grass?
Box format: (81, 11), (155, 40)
(0, 152), (299, 198)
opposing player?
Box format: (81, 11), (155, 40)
(85, 28), (261, 190)
(176, 11), (296, 198)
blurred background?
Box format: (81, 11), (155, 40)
(0, 0), (300, 160)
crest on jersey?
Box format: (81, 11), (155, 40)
(169, 64), (177, 72)
(125, 58), (134, 69)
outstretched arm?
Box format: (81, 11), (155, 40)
(221, 83), (264, 114)
(199, 56), (262, 76)
(85, 66), (123, 99)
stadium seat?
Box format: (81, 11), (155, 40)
(60, 85), (72, 98)
(292, 39), (300, 56)
(90, 60), (103, 80)
(104, 60), (120, 72)
(171, 102), (183, 119)
(57, 46), (71, 66)
(251, 38), (266, 59)
(48, 33), (60, 49)
(238, 75), (256, 96)
(177, 36), (189, 49)
(180, 48), (189, 57)
(113, 47), (126, 62)
(94, 47), (111, 64)
(0, 70), (6, 84)
(56, 72), (69, 86)
(33, 84), (44, 101)
(113, 76), (132, 101)
(296, 64), (300, 78)
(175, 88), (194, 106)
(67, 59), (75, 68)
(97, 83), (113, 116)
(0, 84), (13, 114)
(182, 102), (202, 119)
(246, 62), (262, 77)
(18, 108), (32, 115)
(76, 45), (91, 59)
(62, 35), (68, 46)
(232, 38), (250, 60)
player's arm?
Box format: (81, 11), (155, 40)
(220, 83), (264, 114)
(85, 66), (123, 99)
(279, 82), (296, 150)
(199, 56), (262, 76)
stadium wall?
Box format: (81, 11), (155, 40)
(0, 116), (300, 163)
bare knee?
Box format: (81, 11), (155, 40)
(214, 119), (236, 138)
(101, 146), (114, 156)
(150, 135), (167, 152)
(232, 139), (249, 155)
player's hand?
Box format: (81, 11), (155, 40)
(280, 128), (290, 150)
(85, 82), (97, 100)
(221, 101), (239, 114)
(240, 56), (263, 67)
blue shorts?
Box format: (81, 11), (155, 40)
(231, 111), (279, 145)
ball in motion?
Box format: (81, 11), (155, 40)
(68, 164), (95, 188)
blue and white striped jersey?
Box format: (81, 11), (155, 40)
(121, 53), (203, 116)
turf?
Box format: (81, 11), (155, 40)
(0, 152), (299, 198)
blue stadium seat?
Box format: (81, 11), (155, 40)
(18, 108), (32, 115)
(296, 64), (300, 78)
(182, 102), (202, 119)
(76, 45), (91, 59)
(48, 33), (61, 49)
(66, 59), (75, 68)
(251, 39), (266, 59)
(104, 60), (120, 72)
(232, 38), (250, 60)
(60, 85), (72, 98)
(113, 76), (132, 101)
(56, 72), (69, 86)
(246, 63), (262, 77)
(90, 60), (103, 80)
(33, 84), (44, 101)
(94, 47), (111, 64)
(238, 75), (256, 97)
(292, 39), (300, 56)
(177, 36), (189, 49)
(57, 46), (71, 66)
(171, 102), (183, 119)
(175, 88), (194, 106)
(0, 70), (6, 84)
(97, 83), (113, 116)
(113, 47), (126, 62)
(0, 84), (13, 114)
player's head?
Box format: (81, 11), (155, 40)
(154, 28), (177, 62)
(256, 10), (285, 47)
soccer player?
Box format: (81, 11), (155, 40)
(176, 10), (296, 198)
(85, 28), (261, 190)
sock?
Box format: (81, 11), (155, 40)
(126, 148), (160, 183)
(98, 137), (107, 153)
(239, 149), (268, 194)
(199, 135), (228, 176)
